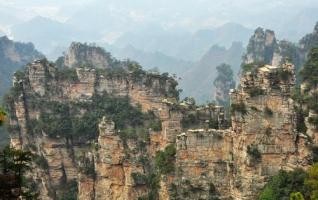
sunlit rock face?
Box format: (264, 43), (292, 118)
(243, 28), (277, 65)
(6, 38), (318, 200)
(63, 42), (112, 69)
(174, 63), (313, 200)
(7, 53), (182, 199)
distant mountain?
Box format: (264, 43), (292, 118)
(114, 27), (191, 60)
(11, 16), (91, 59)
(179, 42), (244, 103)
(175, 23), (252, 61)
(278, 7), (318, 41)
(0, 36), (44, 97)
(114, 23), (252, 61)
(108, 44), (193, 75)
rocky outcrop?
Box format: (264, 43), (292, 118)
(91, 117), (148, 199)
(244, 28), (277, 65)
(244, 23), (318, 74)
(6, 37), (318, 200)
(6, 54), (182, 199)
(175, 129), (233, 200)
(299, 22), (318, 53)
(62, 42), (113, 68)
(174, 63), (313, 200)
(229, 63), (311, 199)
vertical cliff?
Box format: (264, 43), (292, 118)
(5, 35), (318, 200)
(5, 41), (182, 200)
(173, 63), (313, 200)
(229, 63), (312, 199)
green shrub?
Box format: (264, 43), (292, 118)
(78, 156), (95, 178)
(181, 113), (199, 128)
(139, 173), (160, 200)
(247, 87), (264, 97)
(295, 107), (308, 133)
(148, 120), (162, 132)
(34, 155), (49, 170)
(208, 118), (219, 129)
(56, 68), (79, 82)
(311, 146), (318, 163)
(131, 172), (147, 185)
(277, 69), (292, 81)
(305, 92), (318, 113)
(58, 179), (78, 200)
(308, 116), (318, 129)
(258, 169), (309, 200)
(208, 183), (220, 200)
(290, 192), (305, 200)
(241, 62), (265, 74)
(29, 93), (148, 140)
(231, 102), (248, 115)
(300, 48), (318, 89)
(242, 63), (256, 73)
(247, 145), (261, 163)
(155, 144), (176, 175)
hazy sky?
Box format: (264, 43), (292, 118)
(1, 0), (317, 29)
(0, 0), (317, 45)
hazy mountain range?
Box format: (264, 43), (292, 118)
(179, 42), (244, 102)
(0, 0), (317, 103)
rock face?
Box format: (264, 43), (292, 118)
(175, 129), (233, 199)
(244, 24), (318, 74)
(244, 28), (277, 65)
(6, 38), (318, 200)
(91, 117), (147, 199)
(6, 52), (183, 199)
(229, 64), (311, 199)
(63, 42), (113, 68)
(174, 63), (313, 200)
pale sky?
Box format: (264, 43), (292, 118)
(0, 0), (317, 45)
(1, 0), (317, 29)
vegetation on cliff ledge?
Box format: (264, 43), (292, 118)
(24, 92), (163, 141)
(258, 163), (318, 200)
(231, 101), (248, 116)
(300, 48), (318, 89)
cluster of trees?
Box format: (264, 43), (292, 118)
(0, 146), (36, 199)
(29, 92), (162, 141)
(137, 144), (176, 200)
(258, 164), (318, 200)
(0, 109), (37, 199)
(291, 48), (318, 133)
(258, 47), (318, 200)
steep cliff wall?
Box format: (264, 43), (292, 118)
(173, 63), (313, 200)
(229, 64), (311, 199)
(6, 54), (182, 199)
(6, 37), (318, 200)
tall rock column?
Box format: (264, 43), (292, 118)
(92, 117), (147, 200)
(230, 63), (310, 199)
